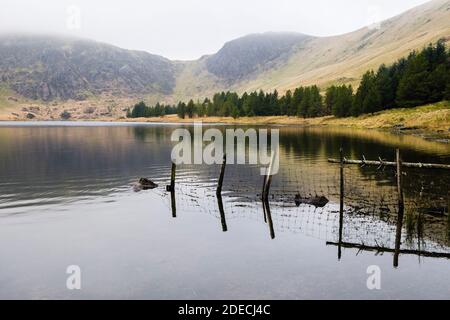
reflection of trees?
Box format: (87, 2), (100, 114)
(277, 126), (449, 242)
(1, 124), (448, 249)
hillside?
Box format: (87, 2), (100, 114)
(0, 34), (175, 101)
(0, 0), (449, 119)
(175, 0), (450, 99)
(205, 32), (312, 82)
(238, 0), (450, 93)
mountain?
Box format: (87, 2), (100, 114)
(0, 34), (175, 101)
(205, 32), (312, 82)
(0, 0), (449, 115)
(234, 0), (450, 93)
(174, 0), (450, 99)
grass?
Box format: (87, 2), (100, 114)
(321, 101), (450, 132)
(125, 101), (450, 137)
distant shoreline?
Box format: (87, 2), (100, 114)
(120, 102), (450, 139)
(2, 102), (449, 141)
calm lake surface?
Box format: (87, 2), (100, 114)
(0, 121), (449, 299)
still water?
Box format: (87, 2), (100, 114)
(0, 122), (449, 299)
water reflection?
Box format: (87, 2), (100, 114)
(0, 122), (449, 268)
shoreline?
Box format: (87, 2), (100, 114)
(1, 102), (449, 141)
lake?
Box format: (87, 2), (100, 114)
(0, 121), (449, 299)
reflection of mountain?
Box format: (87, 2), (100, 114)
(0, 125), (175, 209)
(0, 124), (448, 254)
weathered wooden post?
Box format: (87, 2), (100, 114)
(261, 175), (268, 223)
(262, 150), (277, 239)
(216, 153), (228, 230)
(216, 153), (227, 196)
(261, 175), (267, 201)
(338, 147), (344, 260)
(169, 162), (176, 191)
(264, 174), (273, 202)
(394, 148), (404, 267)
(263, 151), (276, 201)
(170, 163), (176, 218)
(170, 188), (176, 218)
(262, 188), (267, 223)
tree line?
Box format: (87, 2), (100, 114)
(126, 101), (177, 118)
(127, 40), (449, 119)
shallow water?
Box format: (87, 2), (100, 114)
(0, 122), (449, 299)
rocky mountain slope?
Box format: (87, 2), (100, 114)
(205, 32), (312, 82)
(0, 35), (175, 101)
(0, 0), (449, 118)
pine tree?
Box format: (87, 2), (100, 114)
(396, 52), (430, 107)
(177, 102), (186, 119)
(231, 105), (240, 119)
(284, 90), (292, 116)
(362, 83), (381, 114)
(186, 99), (195, 118)
(131, 101), (147, 118)
(292, 87), (304, 116)
(332, 85), (353, 117)
(298, 87), (310, 118)
(325, 86), (338, 115)
(376, 64), (395, 109)
(352, 71), (375, 116)
(307, 86), (323, 117)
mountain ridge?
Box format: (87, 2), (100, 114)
(0, 0), (449, 113)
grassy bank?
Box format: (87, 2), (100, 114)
(125, 101), (450, 137)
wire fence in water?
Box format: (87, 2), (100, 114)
(158, 148), (450, 263)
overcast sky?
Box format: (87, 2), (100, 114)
(0, 0), (431, 60)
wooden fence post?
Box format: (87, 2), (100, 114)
(216, 154), (227, 196)
(262, 150), (276, 239)
(263, 151), (277, 201)
(261, 175), (267, 202)
(338, 147), (344, 260)
(394, 148), (405, 267)
(170, 162), (176, 190)
(170, 162), (176, 218)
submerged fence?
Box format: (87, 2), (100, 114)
(157, 147), (450, 266)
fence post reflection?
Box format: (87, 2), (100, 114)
(394, 149), (405, 267)
(217, 193), (228, 232)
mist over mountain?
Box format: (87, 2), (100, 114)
(0, 0), (449, 104)
(0, 35), (175, 101)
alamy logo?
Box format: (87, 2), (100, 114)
(367, 5), (382, 30)
(66, 265), (81, 290)
(66, 5), (81, 31)
(366, 265), (381, 290)
(171, 123), (279, 175)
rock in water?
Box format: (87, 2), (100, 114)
(139, 178), (158, 190)
(295, 193), (329, 208)
(310, 196), (329, 208)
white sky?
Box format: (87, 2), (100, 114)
(0, 0), (431, 60)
